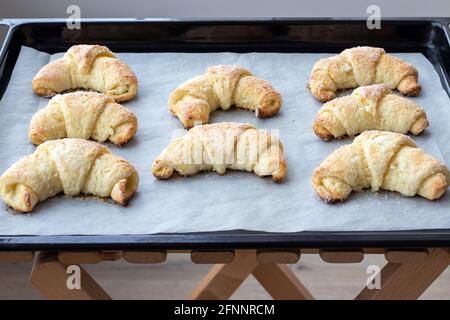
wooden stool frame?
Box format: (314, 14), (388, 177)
(1, 247), (448, 300)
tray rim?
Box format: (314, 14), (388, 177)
(0, 18), (450, 250)
(2, 229), (450, 251)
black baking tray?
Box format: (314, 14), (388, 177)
(0, 18), (449, 251)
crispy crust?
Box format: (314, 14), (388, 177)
(3, 184), (39, 213)
(309, 46), (421, 102)
(272, 159), (288, 183)
(152, 159), (174, 180)
(312, 180), (349, 203)
(410, 115), (429, 135)
(29, 91), (137, 146)
(312, 131), (449, 202)
(0, 139), (139, 212)
(397, 74), (422, 97)
(152, 122), (287, 182)
(110, 122), (138, 145)
(32, 86), (58, 98)
(110, 172), (139, 205)
(32, 44), (138, 102)
(313, 119), (333, 141)
(313, 84), (428, 140)
(418, 173), (448, 200)
(169, 65), (282, 128)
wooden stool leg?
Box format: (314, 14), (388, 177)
(30, 252), (111, 300)
(252, 263), (314, 300)
(189, 250), (259, 300)
(356, 248), (449, 300)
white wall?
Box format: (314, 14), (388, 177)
(0, 0), (449, 19)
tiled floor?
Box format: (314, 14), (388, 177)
(0, 253), (449, 299)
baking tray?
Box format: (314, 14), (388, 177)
(0, 18), (450, 251)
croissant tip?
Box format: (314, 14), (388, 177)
(111, 176), (138, 205)
(21, 191), (36, 212)
(32, 88), (57, 98)
(313, 123), (333, 141)
(418, 172), (449, 200)
(410, 116), (429, 135)
(152, 160), (174, 180)
(3, 184), (38, 213)
(317, 192), (345, 204)
(112, 93), (136, 103)
(404, 88), (421, 97)
(271, 160), (288, 183)
(272, 175), (284, 183)
(316, 93), (336, 103)
(256, 107), (280, 118)
(110, 128), (137, 146)
(312, 176), (351, 203)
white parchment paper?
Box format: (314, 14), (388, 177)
(0, 46), (449, 235)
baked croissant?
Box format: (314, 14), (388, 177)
(152, 122), (287, 182)
(32, 44), (138, 102)
(0, 139), (139, 212)
(312, 131), (449, 202)
(29, 91), (138, 145)
(309, 46), (421, 102)
(313, 84), (429, 140)
(169, 65), (282, 128)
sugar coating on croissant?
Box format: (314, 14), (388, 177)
(309, 46), (421, 102)
(169, 65), (282, 128)
(0, 139), (139, 212)
(312, 131), (450, 202)
(32, 45), (138, 102)
(29, 91), (138, 145)
(152, 122), (287, 182)
(313, 84), (429, 140)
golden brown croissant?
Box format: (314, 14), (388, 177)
(32, 44), (138, 102)
(312, 131), (449, 202)
(169, 65), (282, 128)
(309, 46), (421, 102)
(152, 122), (287, 182)
(29, 91), (138, 145)
(313, 84), (429, 140)
(0, 139), (139, 212)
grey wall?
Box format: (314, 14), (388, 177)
(0, 0), (449, 19)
